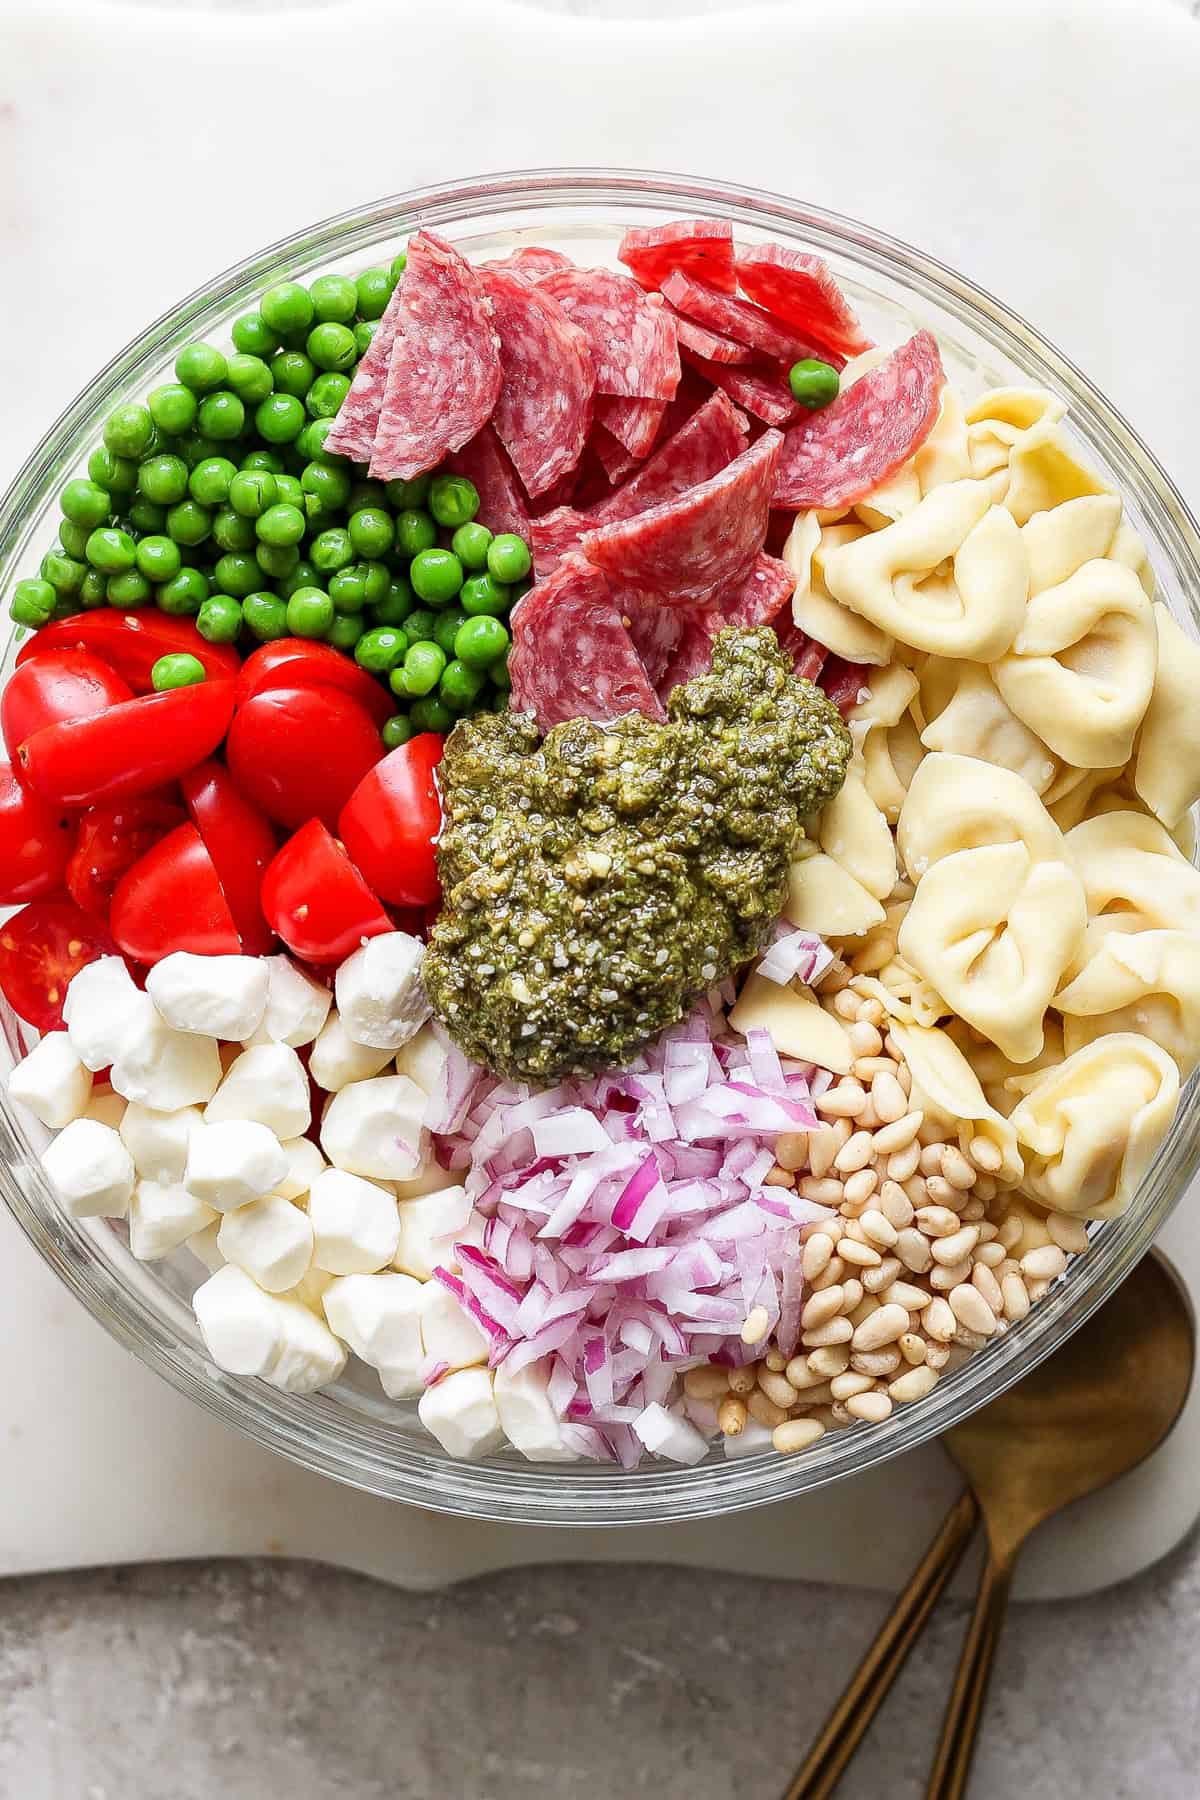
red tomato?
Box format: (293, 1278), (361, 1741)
(16, 681), (235, 809)
(109, 822), (241, 964)
(0, 763), (74, 904)
(0, 899), (116, 1029)
(180, 761), (278, 956)
(225, 685), (383, 832)
(236, 639), (394, 730)
(337, 733), (443, 909)
(65, 789), (187, 919)
(1, 650), (133, 760)
(261, 819), (391, 963)
(17, 612), (240, 693)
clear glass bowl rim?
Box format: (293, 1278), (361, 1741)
(2, 165), (1198, 1528)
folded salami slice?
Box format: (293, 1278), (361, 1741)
(618, 218), (737, 294)
(680, 350), (801, 427)
(590, 428), (640, 487)
(669, 313), (753, 365)
(773, 330), (945, 511)
(580, 429), (782, 609)
(819, 655), (871, 716)
(661, 269), (826, 368)
(652, 562), (801, 699)
(446, 424), (530, 542)
(706, 551), (795, 628)
(596, 394), (667, 460)
(735, 243), (873, 360)
(324, 275), (406, 463)
(541, 269), (680, 401)
(509, 555), (665, 730)
(655, 616), (715, 700)
(368, 231), (501, 482)
(480, 246), (574, 284)
(482, 269), (596, 498)
(775, 614), (829, 684)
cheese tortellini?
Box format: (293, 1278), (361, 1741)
(918, 663), (1059, 796)
(1134, 603), (1200, 830)
(1065, 811), (1200, 943)
(784, 513), (894, 666)
(850, 665), (924, 824)
(888, 1021), (1023, 1184)
(1055, 930), (1200, 1077)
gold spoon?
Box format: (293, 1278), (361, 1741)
(782, 1249), (1195, 1800)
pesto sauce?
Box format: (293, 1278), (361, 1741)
(424, 627), (852, 1082)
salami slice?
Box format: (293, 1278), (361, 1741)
(622, 594), (686, 688)
(445, 424), (530, 542)
(775, 614), (829, 684)
(656, 615), (716, 699)
(660, 269), (827, 368)
(324, 275), (406, 463)
(540, 269), (680, 401)
(482, 269), (596, 498)
(368, 231), (501, 482)
(819, 655), (871, 716)
(669, 313), (753, 365)
(618, 218), (736, 295)
(480, 246), (573, 284)
(735, 244), (873, 360)
(580, 429), (783, 609)
(591, 426), (640, 486)
(680, 350), (801, 427)
(773, 330), (945, 512)
(705, 551), (795, 628)
(509, 555), (665, 731)
(596, 394), (667, 460)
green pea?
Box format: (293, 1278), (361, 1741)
(57, 520), (92, 561)
(394, 639), (445, 697)
(231, 313), (279, 358)
(369, 576), (414, 627)
(345, 507), (392, 559)
(107, 570), (152, 608)
(103, 402), (154, 459)
(460, 571), (512, 617)
(148, 383), (199, 435)
(88, 446), (137, 494)
(429, 475), (479, 529)
(135, 535), (182, 584)
(410, 695), (452, 733)
(295, 418), (344, 467)
(272, 351), (315, 399)
(393, 508), (436, 561)
(255, 502), (306, 549)
(126, 500), (166, 536)
(355, 626), (408, 674)
(196, 391), (245, 440)
(85, 527), (137, 574)
(175, 431), (221, 470)
(189, 456), (238, 506)
(272, 473), (302, 509)
(279, 558), (318, 599)
(304, 498), (337, 536)
(256, 543), (299, 581)
(353, 321), (377, 356)
(165, 500), (212, 547)
(40, 549), (86, 594)
(285, 587), (334, 639)
(149, 652), (205, 692)
(306, 322), (357, 373)
(401, 607), (438, 644)
(787, 358), (840, 410)
(301, 461), (352, 511)
(439, 658), (486, 713)
(385, 476), (430, 511)
(347, 479), (386, 513)
(227, 469), (276, 519)
(361, 561), (391, 606)
(197, 594), (243, 644)
(328, 565), (369, 613)
(306, 372), (351, 419)
(260, 282), (314, 337)
(241, 448), (285, 474)
(158, 566), (210, 615)
(242, 590), (290, 641)
(451, 522), (493, 570)
(175, 343), (228, 394)
(136, 453), (187, 507)
(78, 568), (108, 608)
(254, 393), (306, 444)
(61, 479), (112, 530)
(213, 553), (262, 599)
(390, 250), (408, 280)
(212, 507), (257, 553)
(380, 713), (412, 750)
(433, 609), (468, 657)
(10, 577), (56, 628)
(454, 614), (510, 669)
(309, 273), (358, 324)
(486, 533), (531, 585)
(225, 353), (274, 405)
(410, 548), (463, 606)
(310, 527), (354, 573)
(355, 267), (394, 321)
(488, 652), (512, 692)
(327, 612), (366, 652)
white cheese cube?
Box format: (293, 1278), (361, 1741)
(418, 1279), (489, 1371)
(63, 957), (147, 1072)
(267, 1302), (347, 1394)
(722, 1419), (776, 1460)
(193, 1264), (345, 1394)
(119, 1102), (201, 1185)
(393, 1022), (450, 1098)
(83, 1088), (126, 1130)
(307, 1011), (394, 1092)
(633, 1402), (710, 1466)
(308, 1168), (400, 1274)
(186, 1219), (226, 1274)
(493, 1361), (578, 1463)
(183, 1120), (288, 1213)
(129, 1179), (216, 1261)
(40, 1118), (135, 1220)
(249, 956), (332, 1049)
(322, 1271), (425, 1397)
(319, 1074), (424, 1181)
(418, 1367), (504, 1461)
(218, 1194), (313, 1293)
(334, 932), (430, 1052)
(146, 952), (268, 1041)
(204, 1043), (310, 1138)
(9, 1032), (92, 1129)
(286, 1266), (334, 1315)
(394, 1159), (466, 1202)
(392, 1183), (474, 1281)
(110, 1013), (222, 1112)
(276, 1135), (326, 1202)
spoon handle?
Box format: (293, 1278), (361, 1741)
(780, 1488), (980, 1800)
(924, 1543), (1016, 1800)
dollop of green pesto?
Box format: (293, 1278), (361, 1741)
(424, 627), (852, 1081)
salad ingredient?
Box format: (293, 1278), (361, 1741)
(481, 267), (596, 497)
(669, 314), (753, 365)
(119, 1101), (200, 1186)
(681, 354), (801, 427)
(65, 784), (187, 920)
(130, 1180), (218, 1263)
(0, 763), (73, 903)
(322, 1272), (426, 1399)
(16, 681), (236, 808)
(151, 652), (206, 690)
(337, 733), (443, 909)
(62, 956), (151, 1071)
(253, 955), (332, 1049)
(427, 628), (851, 1080)
(480, 245), (573, 285)
(333, 932), (430, 1052)
(318, 1074), (426, 1184)
(110, 1007), (224, 1113)
(661, 268), (827, 367)
(234, 639), (394, 730)
(540, 268), (680, 400)
(789, 358), (841, 410)
(324, 272), (405, 461)
(109, 823), (242, 962)
(418, 1366), (504, 1462)
(8, 1031), (93, 1128)
(218, 1193), (315, 1294)
(260, 819), (391, 964)
(193, 1264), (346, 1393)
(1, 649), (132, 756)
(0, 900), (115, 1030)
(446, 425), (530, 542)
(309, 1167), (402, 1274)
(145, 951), (269, 1040)
(41, 1117), (135, 1220)
(180, 762), (278, 957)
(205, 1043), (311, 1139)
(617, 218), (737, 294)
(18, 611), (239, 690)
(309, 1011), (395, 1091)
(735, 244), (873, 360)
(595, 393), (666, 461)
(183, 1119), (289, 1213)
(508, 554), (665, 731)
(225, 683), (381, 831)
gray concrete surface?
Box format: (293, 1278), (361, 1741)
(1, 1529), (1195, 1798)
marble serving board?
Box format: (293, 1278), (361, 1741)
(1, 0), (1198, 1599)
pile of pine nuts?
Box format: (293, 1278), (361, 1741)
(687, 952), (1090, 1458)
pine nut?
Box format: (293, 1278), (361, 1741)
(802, 1317), (854, 1347)
(925, 1343), (951, 1370)
(764, 1165), (794, 1187)
(1027, 1277), (1052, 1302)
(975, 1242), (1006, 1268)
(816, 1082), (868, 1119)
(860, 1208), (899, 1249)
(877, 1180), (915, 1228)
(728, 1365), (757, 1395)
(812, 1256), (847, 1291)
(843, 1168), (879, 1207)
(1046, 1213), (1090, 1254)
(915, 1205), (961, 1238)
(786, 1356), (824, 1389)
(802, 1287), (847, 1331)
(930, 1259), (971, 1291)
(773, 1418), (825, 1454)
(997, 1216), (1024, 1251)
(890, 1364), (939, 1404)
(846, 1390), (893, 1423)
(968, 1134), (1003, 1172)
(742, 1305), (771, 1345)
(902, 1175), (930, 1209)
(949, 1284), (997, 1336)
(920, 1143), (945, 1177)
(896, 1227), (934, 1274)
(870, 1071), (908, 1125)
(853, 1057), (895, 1082)
(807, 1345), (850, 1379)
(848, 1020), (884, 1058)
(873, 1110), (924, 1155)
(803, 1235), (833, 1281)
(856, 996), (886, 1026)
(924, 1297), (957, 1342)
(684, 1366), (729, 1400)
(840, 1278), (865, 1314)
(830, 1117), (853, 1149)
(793, 1382), (835, 1409)
(775, 1131), (810, 1172)
(973, 1174), (998, 1204)
(850, 936), (896, 975)
(799, 1176), (844, 1206)
(746, 1390), (788, 1429)
(718, 1396), (747, 1436)
(971, 1263), (1004, 1313)
(835, 1130), (875, 1174)
(840, 1238), (882, 1269)
(897, 1061), (913, 1094)
(899, 1332), (927, 1366)
(808, 1125), (839, 1179)
(941, 1146), (976, 1190)
(886, 1141), (922, 1182)
(882, 1281), (931, 1312)
(851, 1346), (902, 1377)
(759, 1369), (799, 1409)
(959, 1197), (985, 1221)
(1021, 1245), (1068, 1281)
(1001, 1273), (1031, 1320)
(861, 1256), (903, 1293)
(932, 1225), (981, 1266)
(833, 989), (861, 1021)
(852, 1303), (909, 1351)
(925, 1175), (962, 1207)
(831, 1371), (874, 1400)
(764, 1349), (787, 1373)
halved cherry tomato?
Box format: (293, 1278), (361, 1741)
(109, 822), (241, 964)
(65, 789), (187, 919)
(337, 732), (443, 909)
(236, 639), (393, 730)
(225, 684), (383, 832)
(17, 680), (235, 809)
(181, 761), (278, 956)
(0, 899), (116, 1029)
(1, 650), (133, 760)
(17, 612), (240, 693)
(261, 819), (391, 963)
(0, 763), (74, 904)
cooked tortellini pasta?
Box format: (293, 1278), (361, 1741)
(1133, 603), (1200, 830)
(898, 752), (1065, 876)
(784, 513), (894, 665)
(817, 757), (897, 903)
(888, 1020), (1023, 1184)
(918, 663), (1059, 796)
(914, 385), (971, 494)
(1022, 493), (1123, 594)
(964, 387), (1066, 482)
(1000, 419), (1113, 527)
(946, 1016), (1066, 1116)
(1008, 1034), (1179, 1219)
(1065, 811), (1200, 943)
(850, 665), (924, 824)
(784, 844), (886, 939)
(1055, 929), (1200, 1076)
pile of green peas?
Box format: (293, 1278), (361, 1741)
(10, 249), (534, 746)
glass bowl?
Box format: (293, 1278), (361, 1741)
(2, 168), (1198, 1527)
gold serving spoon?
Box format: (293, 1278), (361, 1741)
(782, 1250), (1195, 1800)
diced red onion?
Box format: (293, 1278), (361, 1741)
(757, 926), (835, 988)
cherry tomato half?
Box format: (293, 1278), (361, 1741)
(17, 612), (240, 693)
(236, 639), (393, 730)
(1, 650), (133, 761)
(337, 732), (443, 909)
(17, 680), (235, 809)
(225, 684), (383, 832)
(109, 822), (241, 964)
(0, 899), (116, 1029)
(261, 819), (391, 963)
(65, 788), (187, 919)
(181, 761), (278, 956)
(0, 762), (74, 904)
